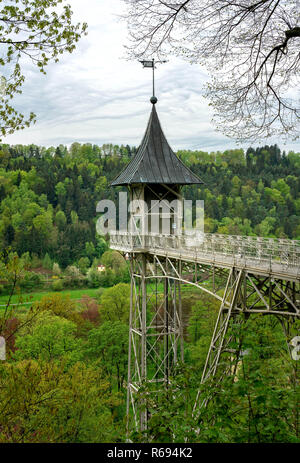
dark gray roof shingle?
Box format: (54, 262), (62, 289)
(111, 105), (203, 186)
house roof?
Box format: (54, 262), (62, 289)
(110, 103), (203, 186)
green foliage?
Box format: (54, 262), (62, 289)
(101, 250), (126, 272)
(19, 271), (42, 291)
(1, 143), (298, 269)
(0, 359), (122, 443)
(71, 210), (79, 224)
(55, 210), (67, 231)
(87, 267), (103, 288)
(32, 294), (83, 328)
(0, 144), (299, 443)
(86, 321), (129, 391)
(98, 283), (130, 323)
(52, 279), (64, 291)
(14, 312), (83, 365)
(52, 262), (61, 275)
(42, 253), (52, 270)
(96, 236), (109, 257)
(78, 257), (90, 275)
(0, 0), (87, 138)
(133, 314), (300, 444)
(85, 241), (96, 260)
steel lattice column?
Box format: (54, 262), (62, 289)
(126, 252), (184, 434)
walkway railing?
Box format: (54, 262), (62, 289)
(110, 231), (300, 279)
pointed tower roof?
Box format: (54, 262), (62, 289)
(111, 103), (203, 186)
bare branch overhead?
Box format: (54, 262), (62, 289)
(123, 0), (300, 142)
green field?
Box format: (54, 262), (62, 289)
(0, 280), (209, 309)
(0, 287), (100, 308)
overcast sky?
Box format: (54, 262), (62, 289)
(2, 0), (300, 153)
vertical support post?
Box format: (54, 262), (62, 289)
(126, 256), (134, 437)
(164, 275), (169, 384)
(242, 271), (247, 311)
(126, 253), (185, 434)
(178, 259), (184, 363)
(173, 279), (177, 365)
(140, 253), (147, 431)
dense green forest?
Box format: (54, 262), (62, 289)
(0, 142), (299, 443)
(0, 143), (299, 270)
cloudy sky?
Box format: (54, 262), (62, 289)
(2, 0), (300, 153)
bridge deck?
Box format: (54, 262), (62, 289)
(110, 232), (300, 281)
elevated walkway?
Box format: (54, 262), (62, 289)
(110, 232), (300, 281)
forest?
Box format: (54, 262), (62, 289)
(0, 142), (299, 443)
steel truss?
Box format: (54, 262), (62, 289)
(127, 253), (184, 433)
(126, 251), (300, 433)
(193, 268), (300, 414)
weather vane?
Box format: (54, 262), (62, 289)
(139, 58), (167, 104)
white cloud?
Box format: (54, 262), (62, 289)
(2, 0), (299, 154)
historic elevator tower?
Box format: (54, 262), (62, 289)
(111, 96), (202, 432)
(110, 85), (300, 435)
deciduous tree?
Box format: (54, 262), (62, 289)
(123, 0), (300, 141)
(0, 0), (87, 138)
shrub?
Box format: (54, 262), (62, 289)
(80, 296), (100, 325)
(77, 257), (90, 275)
(101, 250), (126, 271)
(21, 252), (31, 269)
(65, 265), (84, 288)
(19, 272), (42, 291)
(42, 253), (53, 270)
(52, 262), (61, 275)
(31, 254), (42, 268)
(98, 269), (116, 287)
(52, 279), (64, 291)
(2, 317), (20, 353)
(87, 267), (102, 288)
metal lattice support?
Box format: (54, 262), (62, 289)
(126, 252), (184, 433)
(193, 270), (300, 415)
(201, 269), (242, 381)
(114, 231), (300, 432)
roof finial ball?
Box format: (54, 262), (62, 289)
(150, 96), (158, 104)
